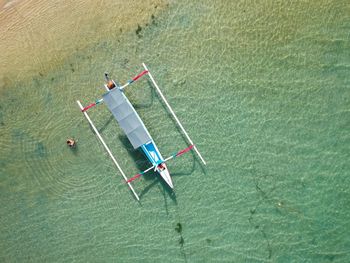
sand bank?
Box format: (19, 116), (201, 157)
(0, 0), (167, 89)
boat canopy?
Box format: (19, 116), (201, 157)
(102, 87), (152, 149)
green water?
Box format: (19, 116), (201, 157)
(1, 1), (350, 262)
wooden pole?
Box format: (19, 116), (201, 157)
(77, 100), (140, 201)
(142, 63), (207, 165)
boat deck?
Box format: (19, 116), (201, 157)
(102, 87), (152, 149)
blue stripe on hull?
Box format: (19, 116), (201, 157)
(141, 141), (164, 166)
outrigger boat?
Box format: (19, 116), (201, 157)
(77, 63), (206, 200)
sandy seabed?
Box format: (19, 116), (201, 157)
(0, 0), (166, 89)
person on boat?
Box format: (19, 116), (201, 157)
(107, 80), (115, 90)
(157, 163), (166, 171)
(66, 138), (76, 148)
(104, 72), (116, 90)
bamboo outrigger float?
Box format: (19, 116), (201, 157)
(77, 63), (206, 200)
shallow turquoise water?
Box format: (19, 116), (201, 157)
(1, 1), (350, 262)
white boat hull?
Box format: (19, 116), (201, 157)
(157, 163), (173, 189)
(141, 141), (174, 189)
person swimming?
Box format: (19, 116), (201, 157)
(66, 138), (76, 148)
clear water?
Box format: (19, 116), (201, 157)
(1, 0), (350, 262)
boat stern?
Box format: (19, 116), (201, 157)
(141, 141), (174, 189)
(156, 163), (173, 189)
